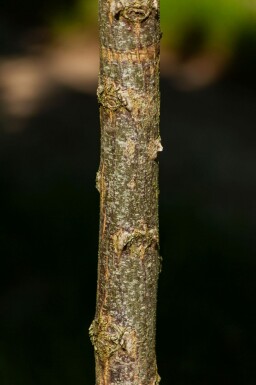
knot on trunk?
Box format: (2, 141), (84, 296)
(89, 316), (127, 361)
(97, 80), (132, 111)
(122, 5), (151, 22)
(148, 136), (163, 160)
(113, 0), (158, 23)
(112, 225), (159, 258)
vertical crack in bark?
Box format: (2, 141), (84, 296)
(91, 0), (161, 383)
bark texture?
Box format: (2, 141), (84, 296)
(90, 0), (162, 384)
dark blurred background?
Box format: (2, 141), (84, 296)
(0, 1), (256, 384)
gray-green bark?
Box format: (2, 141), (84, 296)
(89, 1), (162, 384)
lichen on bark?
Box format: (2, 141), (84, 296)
(90, 0), (162, 384)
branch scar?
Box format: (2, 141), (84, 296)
(148, 136), (163, 160)
(112, 225), (159, 258)
(112, 0), (158, 22)
(89, 316), (130, 361)
(97, 79), (132, 111)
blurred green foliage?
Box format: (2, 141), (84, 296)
(1, 0), (256, 53)
(49, 0), (256, 52)
(49, 0), (98, 36)
(161, 0), (256, 50)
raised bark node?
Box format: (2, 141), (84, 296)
(112, 225), (159, 258)
(148, 136), (163, 160)
(97, 79), (132, 111)
(112, 0), (158, 22)
(89, 316), (128, 360)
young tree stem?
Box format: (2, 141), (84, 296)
(90, 1), (162, 384)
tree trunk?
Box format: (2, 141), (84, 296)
(89, 1), (162, 384)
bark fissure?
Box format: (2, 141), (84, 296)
(90, 0), (161, 383)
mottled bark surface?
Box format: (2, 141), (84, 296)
(90, 0), (162, 384)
